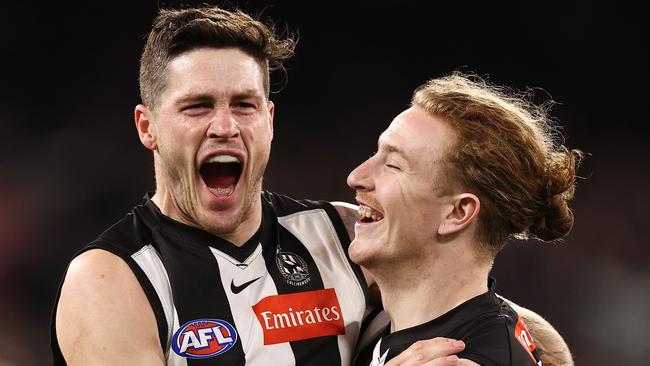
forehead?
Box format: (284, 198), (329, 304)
(163, 47), (266, 100)
(380, 106), (455, 161)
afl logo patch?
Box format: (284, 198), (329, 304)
(171, 319), (238, 359)
(276, 251), (311, 286)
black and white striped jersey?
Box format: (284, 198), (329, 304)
(51, 192), (368, 365)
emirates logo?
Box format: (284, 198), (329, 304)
(252, 288), (346, 345)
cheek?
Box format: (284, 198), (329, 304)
(391, 182), (438, 231)
(244, 124), (272, 152)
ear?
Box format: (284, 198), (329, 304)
(267, 100), (275, 137)
(134, 104), (158, 151)
(438, 193), (480, 236)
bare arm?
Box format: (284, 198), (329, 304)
(503, 298), (574, 366)
(56, 249), (165, 365)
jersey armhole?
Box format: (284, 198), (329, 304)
(82, 242), (169, 354)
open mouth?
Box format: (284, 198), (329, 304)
(200, 155), (243, 196)
(358, 205), (384, 223)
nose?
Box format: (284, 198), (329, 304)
(347, 157), (375, 192)
(207, 109), (239, 139)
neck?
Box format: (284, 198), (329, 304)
(151, 175), (262, 246)
(373, 241), (492, 332)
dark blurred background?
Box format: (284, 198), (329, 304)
(1, 1), (648, 365)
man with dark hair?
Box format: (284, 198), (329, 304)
(51, 7), (424, 365)
(51, 6), (572, 366)
(350, 73), (579, 366)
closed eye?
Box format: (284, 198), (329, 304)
(386, 163), (401, 170)
(182, 103), (212, 116)
(232, 101), (258, 114)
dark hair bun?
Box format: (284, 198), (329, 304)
(529, 148), (582, 241)
(529, 194), (574, 241)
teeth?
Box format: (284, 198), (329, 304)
(214, 184), (235, 196)
(358, 205), (384, 222)
(207, 155), (240, 164)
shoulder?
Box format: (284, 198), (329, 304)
(331, 201), (359, 239)
(331, 201), (359, 220)
(262, 191), (331, 215)
(61, 249), (142, 292)
(55, 249), (164, 364)
(504, 299), (574, 366)
(262, 192), (358, 238)
(453, 302), (540, 366)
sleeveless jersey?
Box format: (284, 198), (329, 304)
(51, 192), (368, 365)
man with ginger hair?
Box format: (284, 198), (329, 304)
(350, 73), (579, 366)
(50, 4), (573, 366)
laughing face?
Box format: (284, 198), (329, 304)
(136, 47), (274, 244)
(346, 106), (457, 268)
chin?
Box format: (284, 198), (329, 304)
(348, 239), (373, 266)
(203, 208), (242, 232)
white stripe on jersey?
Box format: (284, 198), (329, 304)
(210, 244), (295, 366)
(131, 245), (176, 356)
(278, 208), (367, 365)
(131, 245), (185, 366)
(167, 307), (185, 366)
(128, 206), (364, 365)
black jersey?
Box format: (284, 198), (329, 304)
(51, 192), (368, 365)
(354, 278), (542, 366)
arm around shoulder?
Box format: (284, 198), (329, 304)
(55, 249), (165, 365)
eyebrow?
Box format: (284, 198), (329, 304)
(385, 143), (404, 155)
(174, 93), (214, 106)
(174, 89), (265, 106)
(378, 136), (409, 161)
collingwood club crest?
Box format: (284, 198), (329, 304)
(275, 246), (310, 286)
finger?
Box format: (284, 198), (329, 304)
(421, 355), (460, 366)
(386, 337), (465, 366)
(401, 338), (465, 365)
(456, 358), (480, 366)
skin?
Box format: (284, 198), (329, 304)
(347, 106), (487, 332)
(55, 47), (462, 365)
(507, 301), (574, 366)
(346, 106), (466, 275)
(57, 47), (275, 365)
(55, 44), (570, 366)
(343, 105), (574, 365)
(135, 47), (275, 245)
(56, 250), (165, 365)
(344, 107), (485, 364)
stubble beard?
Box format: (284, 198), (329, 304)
(156, 139), (270, 241)
(166, 155), (268, 240)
